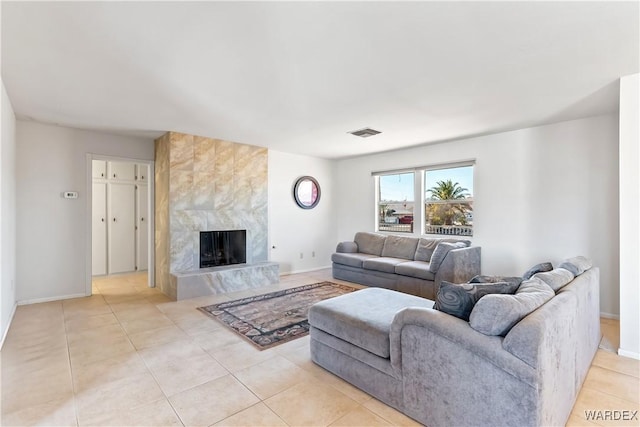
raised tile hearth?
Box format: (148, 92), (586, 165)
(169, 262), (280, 300)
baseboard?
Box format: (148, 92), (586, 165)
(0, 302), (17, 350)
(618, 348), (640, 360)
(600, 312), (620, 320)
(280, 265), (332, 276)
(17, 292), (87, 306)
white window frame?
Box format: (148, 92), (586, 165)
(373, 160), (475, 236)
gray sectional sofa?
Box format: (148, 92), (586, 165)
(310, 258), (600, 427)
(332, 232), (481, 300)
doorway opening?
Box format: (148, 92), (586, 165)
(87, 155), (155, 294)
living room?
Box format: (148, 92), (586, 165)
(1, 2), (639, 426)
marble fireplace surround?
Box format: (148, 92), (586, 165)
(155, 131), (279, 300)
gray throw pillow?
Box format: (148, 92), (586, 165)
(558, 256), (592, 277)
(469, 277), (555, 336)
(414, 238), (440, 262)
(429, 241), (467, 273)
(469, 275), (523, 287)
(433, 281), (520, 321)
(533, 268), (574, 292)
(522, 262), (553, 280)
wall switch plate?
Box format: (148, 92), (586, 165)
(63, 191), (79, 199)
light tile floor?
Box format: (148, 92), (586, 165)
(1, 270), (638, 426)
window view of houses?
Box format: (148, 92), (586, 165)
(378, 166), (473, 236)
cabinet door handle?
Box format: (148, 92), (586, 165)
(141, 175), (144, 180)
(113, 173), (116, 178)
(141, 217), (144, 222)
(101, 218), (105, 222)
(101, 173), (104, 177)
(113, 218), (116, 222)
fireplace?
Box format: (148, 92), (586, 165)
(200, 230), (247, 268)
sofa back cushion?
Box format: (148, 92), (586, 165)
(354, 232), (386, 256)
(414, 238), (471, 262)
(558, 256), (592, 277)
(469, 277), (555, 336)
(533, 268), (575, 292)
(381, 235), (419, 259)
(522, 262), (553, 280)
(434, 280), (520, 321)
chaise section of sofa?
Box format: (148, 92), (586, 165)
(311, 257), (600, 427)
(332, 232), (481, 299)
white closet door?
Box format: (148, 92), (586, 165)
(109, 161), (136, 181)
(92, 182), (107, 275)
(109, 183), (136, 274)
(136, 164), (149, 182)
(92, 160), (107, 179)
(136, 184), (149, 271)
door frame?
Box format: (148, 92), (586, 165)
(85, 154), (156, 295)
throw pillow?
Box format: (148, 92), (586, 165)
(533, 268), (574, 292)
(414, 238), (440, 262)
(469, 277), (555, 336)
(429, 241), (468, 273)
(522, 262), (553, 280)
(433, 281), (520, 321)
(469, 275), (523, 287)
(558, 256), (592, 277)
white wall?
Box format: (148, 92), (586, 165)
(335, 114), (620, 315)
(1, 81), (17, 345)
(268, 150), (336, 274)
(15, 120), (154, 303)
(619, 73), (640, 359)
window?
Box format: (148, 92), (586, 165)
(377, 172), (415, 233)
(424, 165), (474, 236)
(374, 162), (474, 236)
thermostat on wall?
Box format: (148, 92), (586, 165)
(63, 191), (79, 199)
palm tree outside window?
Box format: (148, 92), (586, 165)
(425, 166), (474, 236)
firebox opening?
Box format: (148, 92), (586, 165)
(199, 230), (246, 268)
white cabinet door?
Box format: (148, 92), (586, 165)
(136, 184), (149, 271)
(92, 182), (107, 275)
(109, 183), (136, 274)
(136, 164), (149, 182)
(92, 160), (107, 179)
(108, 161), (136, 181)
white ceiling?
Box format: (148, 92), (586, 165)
(2, 1), (638, 159)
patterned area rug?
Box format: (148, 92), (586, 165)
(198, 282), (357, 350)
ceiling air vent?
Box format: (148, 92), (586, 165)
(349, 127), (381, 138)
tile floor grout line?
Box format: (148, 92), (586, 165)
(61, 297), (82, 427)
(580, 382), (640, 407)
(590, 360), (640, 379)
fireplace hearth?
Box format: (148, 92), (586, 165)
(200, 230), (246, 268)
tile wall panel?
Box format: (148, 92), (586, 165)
(155, 131), (269, 295)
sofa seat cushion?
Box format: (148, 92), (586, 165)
(331, 252), (379, 268)
(363, 257), (408, 274)
(395, 261), (435, 281)
(309, 288), (434, 358)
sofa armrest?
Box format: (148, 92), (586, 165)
(434, 246), (481, 294)
(389, 307), (539, 426)
(336, 241), (358, 253)
(389, 306), (535, 384)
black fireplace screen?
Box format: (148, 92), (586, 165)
(199, 230), (246, 268)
